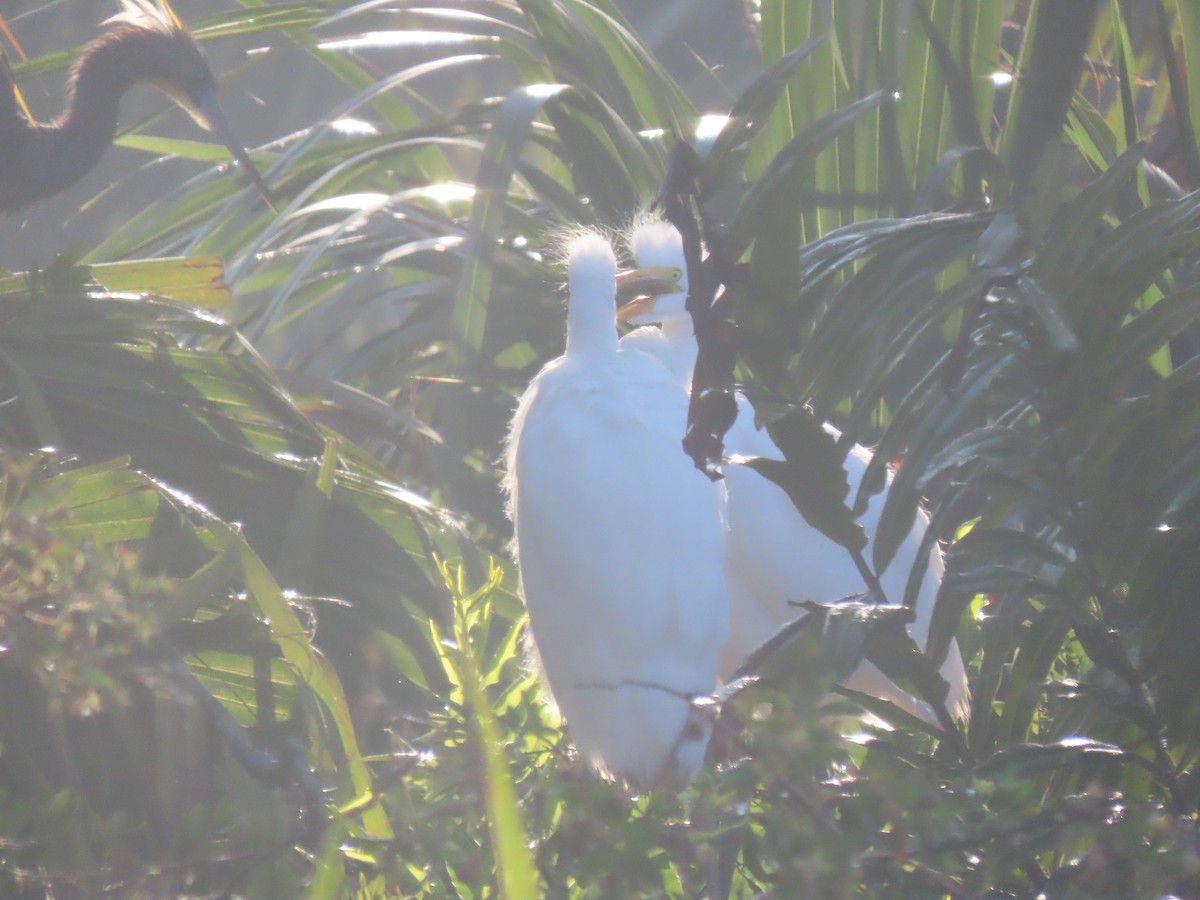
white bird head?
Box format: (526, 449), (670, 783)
(617, 220), (689, 326)
(564, 230), (683, 356)
(565, 231), (617, 292)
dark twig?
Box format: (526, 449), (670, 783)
(142, 636), (328, 843)
(656, 140), (742, 479)
(848, 546), (885, 598)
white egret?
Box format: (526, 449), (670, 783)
(502, 231), (729, 788)
(620, 219), (970, 726)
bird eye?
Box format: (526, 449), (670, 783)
(672, 268), (683, 282)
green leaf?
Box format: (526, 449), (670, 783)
(1035, 139), (1147, 277)
(999, 608), (1071, 746)
(872, 352), (1012, 575)
(736, 408), (868, 554)
(211, 517), (393, 840)
(273, 438), (339, 594)
(973, 737), (1123, 779)
(702, 36), (827, 179)
(89, 256), (233, 310)
(453, 83), (571, 368)
(733, 88), (895, 248)
(1002, 0), (1104, 199)
(441, 560), (538, 899)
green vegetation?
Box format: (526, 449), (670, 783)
(1, 1), (1199, 896)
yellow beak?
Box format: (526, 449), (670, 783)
(614, 265), (683, 321)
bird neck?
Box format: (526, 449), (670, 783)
(31, 27), (150, 201)
(662, 315), (699, 376)
(57, 27), (142, 141)
(660, 313), (696, 345)
(565, 281), (619, 356)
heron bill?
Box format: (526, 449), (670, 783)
(614, 264), (683, 321)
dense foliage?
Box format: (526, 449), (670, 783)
(1, 0), (1199, 896)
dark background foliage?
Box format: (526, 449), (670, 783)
(1, 0), (1199, 896)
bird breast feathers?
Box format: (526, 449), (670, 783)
(509, 358), (727, 654)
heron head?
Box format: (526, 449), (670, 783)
(100, 1), (273, 206)
(619, 219), (690, 325)
(614, 264), (685, 324)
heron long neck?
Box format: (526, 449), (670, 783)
(566, 274), (619, 356)
(0, 27), (146, 209)
(47, 29), (144, 191)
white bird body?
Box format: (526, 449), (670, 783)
(622, 221), (970, 726)
(503, 232), (728, 787)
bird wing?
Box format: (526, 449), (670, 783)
(618, 325), (695, 390)
(513, 355), (726, 681)
(723, 399), (971, 721)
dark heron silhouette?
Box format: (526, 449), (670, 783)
(0, 0), (272, 211)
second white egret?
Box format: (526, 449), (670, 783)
(620, 219), (970, 726)
(503, 230), (729, 788)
